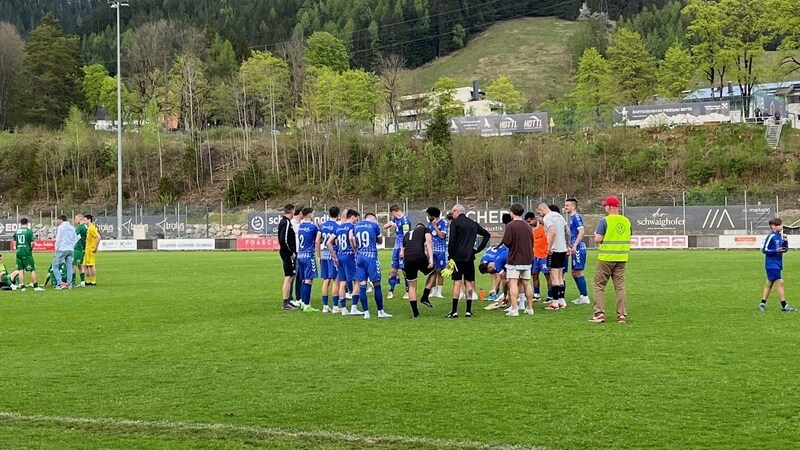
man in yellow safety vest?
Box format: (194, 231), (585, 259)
(589, 195), (631, 324)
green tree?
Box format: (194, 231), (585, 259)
(426, 105), (452, 148)
(82, 63), (110, 112)
(657, 42), (695, 99)
(769, 0), (800, 73)
(305, 32), (349, 73)
(683, 0), (727, 98)
(0, 22), (24, 129)
(431, 77), (464, 118)
(623, 1), (689, 60)
(568, 18), (609, 69)
(207, 34), (238, 81)
(486, 75), (525, 114)
(570, 47), (614, 125)
(14, 13), (84, 127)
(607, 28), (658, 105)
(719, 0), (775, 113)
(339, 69), (383, 123)
(98, 75), (132, 122)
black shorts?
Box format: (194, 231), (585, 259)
(548, 252), (567, 270)
(452, 260), (476, 282)
(403, 258), (435, 282)
(280, 254), (295, 277)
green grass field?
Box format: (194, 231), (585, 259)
(1, 250), (799, 449)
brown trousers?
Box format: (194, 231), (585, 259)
(593, 260), (627, 316)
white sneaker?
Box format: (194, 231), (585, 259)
(345, 292), (353, 300)
(518, 294), (525, 303)
(363, 311), (371, 320)
(433, 288), (444, 299)
(322, 306), (331, 313)
(505, 309), (519, 317)
(34, 287), (45, 291)
(378, 310), (393, 318)
(349, 307), (363, 315)
(524, 308), (534, 315)
(504, 306), (513, 312)
(571, 296), (591, 305)
(80, 281), (86, 287)
(558, 299), (567, 308)
(10, 285), (17, 291)
(341, 307), (349, 316)
(402, 293), (409, 299)
(388, 291), (394, 299)
(496, 293), (505, 302)
(472, 292), (478, 300)
(332, 306), (340, 314)
(289, 300), (301, 308)
(366, 284), (373, 293)
(533, 295), (541, 303)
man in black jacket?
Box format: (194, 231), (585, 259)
(278, 204), (298, 310)
(446, 204), (491, 318)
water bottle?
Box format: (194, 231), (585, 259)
(478, 288), (486, 301)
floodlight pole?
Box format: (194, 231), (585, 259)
(111, 1), (128, 239)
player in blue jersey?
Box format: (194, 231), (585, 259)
(327, 209), (362, 316)
(565, 198), (591, 305)
(383, 205), (412, 299)
(415, 207), (448, 307)
(317, 206), (341, 313)
(479, 244), (509, 310)
(354, 213), (392, 319)
(296, 207), (320, 312)
(759, 218), (796, 312)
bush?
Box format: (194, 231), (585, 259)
(157, 177), (182, 203)
(225, 162), (290, 206)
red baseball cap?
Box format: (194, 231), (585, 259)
(602, 196), (621, 207)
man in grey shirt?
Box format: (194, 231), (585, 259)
(52, 215), (79, 289)
(538, 203), (570, 309)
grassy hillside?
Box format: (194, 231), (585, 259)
(401, 17), (578, 108)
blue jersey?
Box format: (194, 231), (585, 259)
(319, 220), (339, 260)
(481, 244), (507, 264)
(297, 222), (318, 259)
(428, 218), (448, 254)
(334, 223), (355, 256)
(763, 231), (788, 270)
(494, 246), (509, 273)
(392, 215), (412, 249)
(354, 221), (381, 258)
(569, 213), (585, 246)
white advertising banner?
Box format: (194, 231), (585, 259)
(157, 239), (215, 251)
(629, 235), (689, 249)
(99, 240), (137, 251)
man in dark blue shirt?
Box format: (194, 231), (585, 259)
(759, 218), (796, 312)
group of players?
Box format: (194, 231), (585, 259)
(278, 199), (593, 318)
(1, 214), (101, 291)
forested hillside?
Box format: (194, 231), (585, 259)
(3, 0), (674, 70)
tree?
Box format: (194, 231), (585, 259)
(98, 75), (131, 121)
(0, 22), (24, 129)
(657, 42), (695, 99)
(570, 47), (614, 125)
(769, 0), (800, 73)
(207, 34), (238, 82)
(339, 69), (383, 123)
(607, 28), (658, 105)
(683, 0), (727, 99)
(624, 1), (689, 60)
(431, 77), (464, 118)
(426, 106), (452, 148)
(14, 13), (84, 128)
(719, 0), (775, 113)
(82, 63), (110, 112)
(305, 32), (349, 73)
(486, 75), (525, 114)
(377, 54), (406, 132)
(568, 18), (609, 70)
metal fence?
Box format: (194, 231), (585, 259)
(0, 189), (795, 239)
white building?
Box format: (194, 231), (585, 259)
(377, 81), (503, 134)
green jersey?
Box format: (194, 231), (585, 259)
(14, 228), (34, 255)
(74, 223), (88, 252)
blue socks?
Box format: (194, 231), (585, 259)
(575, 276), (588, 296)
(322, 295), (329, 306)
(333, 295), (339, 307)
(534, 286), (540, 296)
(301, 283), (312, 305)
(374, 285), (384, 311)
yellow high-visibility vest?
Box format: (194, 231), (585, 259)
(598, 214), (631, 262)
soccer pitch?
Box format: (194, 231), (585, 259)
(1, 250), (798, 449)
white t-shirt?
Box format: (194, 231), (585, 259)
(543, 211), (568, 252)
(291, 218), (301, 250)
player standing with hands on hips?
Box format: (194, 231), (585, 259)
(759, 218), (796, 312)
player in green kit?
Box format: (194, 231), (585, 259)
(72, 213), (87, 287)
(0, 254), (19, 290)
(14, 218), (44, 291)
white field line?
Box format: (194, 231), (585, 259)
(0, 412), (548, 450)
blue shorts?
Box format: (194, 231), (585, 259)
(433, 252), (447, 270)
(336, 254), (357, 282)
(767, 269), (782, 282)
(532, 257), (550, 274)
(296, 257), (318, 281)
(320, 259), (338, 280)
(357, 255), (382, 283)
(391, 247), (404, 270)
(571, 246), (587, 271)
